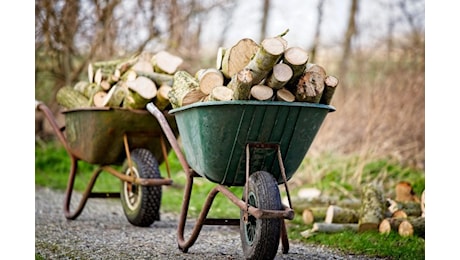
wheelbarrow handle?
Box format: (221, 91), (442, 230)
(146, 102), (191, 175)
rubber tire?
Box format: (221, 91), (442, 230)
(240, 171), (282, 260)
(120, 148), (162, 227)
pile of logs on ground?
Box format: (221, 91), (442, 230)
(168, 30), (339, 108)
(295, 181), (425, 239)
(56, 50), (183, 111)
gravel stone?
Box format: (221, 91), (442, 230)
(35, 186), (387, 259)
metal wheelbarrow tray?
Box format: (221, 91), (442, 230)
(36, 101), (179, 227)
(149, 100), (335, 259)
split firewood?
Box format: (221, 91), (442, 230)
(250, 84), (274, 101)
(196, 68), (225, 95)
(294, 70), (325, 103)
(358, 183), (386, 232)
(325, 205), (360, 224)
(168, 71), (201, 108)
(276, 88), (295, 102)
(215, 47), (226, 70)
(206, 86), (234, 101)
(420, 190), (425, 217)
(265, 63), (293, 90)
(283, 46), (309, 90)
(301, 206), (329, 225)
(395, 181), (420, 202)
(102, 84), (128, 108)
(320, 75), (339, 105)
(153, 84), (172, 111)
(245, 36), (286, 85)
(151, 50), (184, 75)
(227, 68), (253, 100)
(220, 38), (259, 79)
(56, 86), (90, 109)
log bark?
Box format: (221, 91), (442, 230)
(196, 68), (225, 95)
(168, 71), (201, 108)
(227, 68), (253, 100)
(420, 190), (425, 217)
(294, 71), (325, 103)
(306, 63), (327, 78)
(151, 50), (183, 75)
(276, 88), (295, 102)
(221, 38), (259, 79)
(301, 207), (329, 225)
(283, 46), (309, 91)
(387, 198), (422, 217)
(358, 183), (386, 232)
(134, 71), (174, 87)
(153, 84), (172, 111)
(265, 63), (293, 90)
(399, 217), (425, 238)
(325, 205), (360, 224)
(245, 37), (286, 85)
(250, 84), (273, 101)
(320, 75), (339, 105)
(74, 82), (103, 99)
(56, 86), (90, 109)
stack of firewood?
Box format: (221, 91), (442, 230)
(296, 181), (425, 239)
(168, 30), (339, 109)
(56, 50), (183, 110)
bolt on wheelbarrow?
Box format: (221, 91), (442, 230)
(147, 100), (335, 259)
(36, 100), (179, 227)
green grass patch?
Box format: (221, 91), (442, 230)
(35, 140), (424, 259)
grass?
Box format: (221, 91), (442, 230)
(35, 140), (425, 259)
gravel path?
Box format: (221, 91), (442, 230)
(35, 186), (386, 259)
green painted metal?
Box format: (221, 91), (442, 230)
(170, 100), (335, 186)
(63, 107), (178, 165)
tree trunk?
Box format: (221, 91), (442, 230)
(358, 184), (386, 232)
(312, 222), (359, 233)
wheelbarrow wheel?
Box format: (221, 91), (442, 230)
(120, 148), (162, 227)
(240, 171), (282, 260)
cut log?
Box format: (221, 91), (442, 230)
(276, 88), (295, 102)
(245, 37), (286, 85)
(391, 210), (408, 219)
(320, 75), (339, 105)
(206, 86), (234, 101)
(250, 84), (273, 101)
(92, 91), (107, 107)
(221, 38), (259, 79)
(151, 50), (183, 75)
(132, 59), (154, 74)
(301, 207), (329, 225)
(312, 222), (359, 233)
(283, 46), (309, 90)
(122, 70), (138, 82)
(196, 68), (225, 95)
(306, 63), (327, 78)
(134, 71), (174, 86)
(227, 68), (253, 100)
(103, 84), (128, 108)
(153, 84), (172, 111)
(378, 217), (406, 234)
(358, 183), (386, 232)
(387, 199), (422, 217)
(74, 82), (103, 99)
(265, 63), (293, 90)
(399, 217), (425, 238)
(168, 71), (201, 108)
(56, 86), (90, 109)
(395, 181), (420, 202)
(182, 89), (207, 106)
(325, 205), (360, 224)
(125, 76), (157, 100)
(295, 71), (325, 103)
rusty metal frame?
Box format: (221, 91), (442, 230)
(147, 102), (293, 255)
(36, 101), (173, 220)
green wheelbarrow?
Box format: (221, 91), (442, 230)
(147, 100), (335, 259)
(36, 101), (179, 227)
